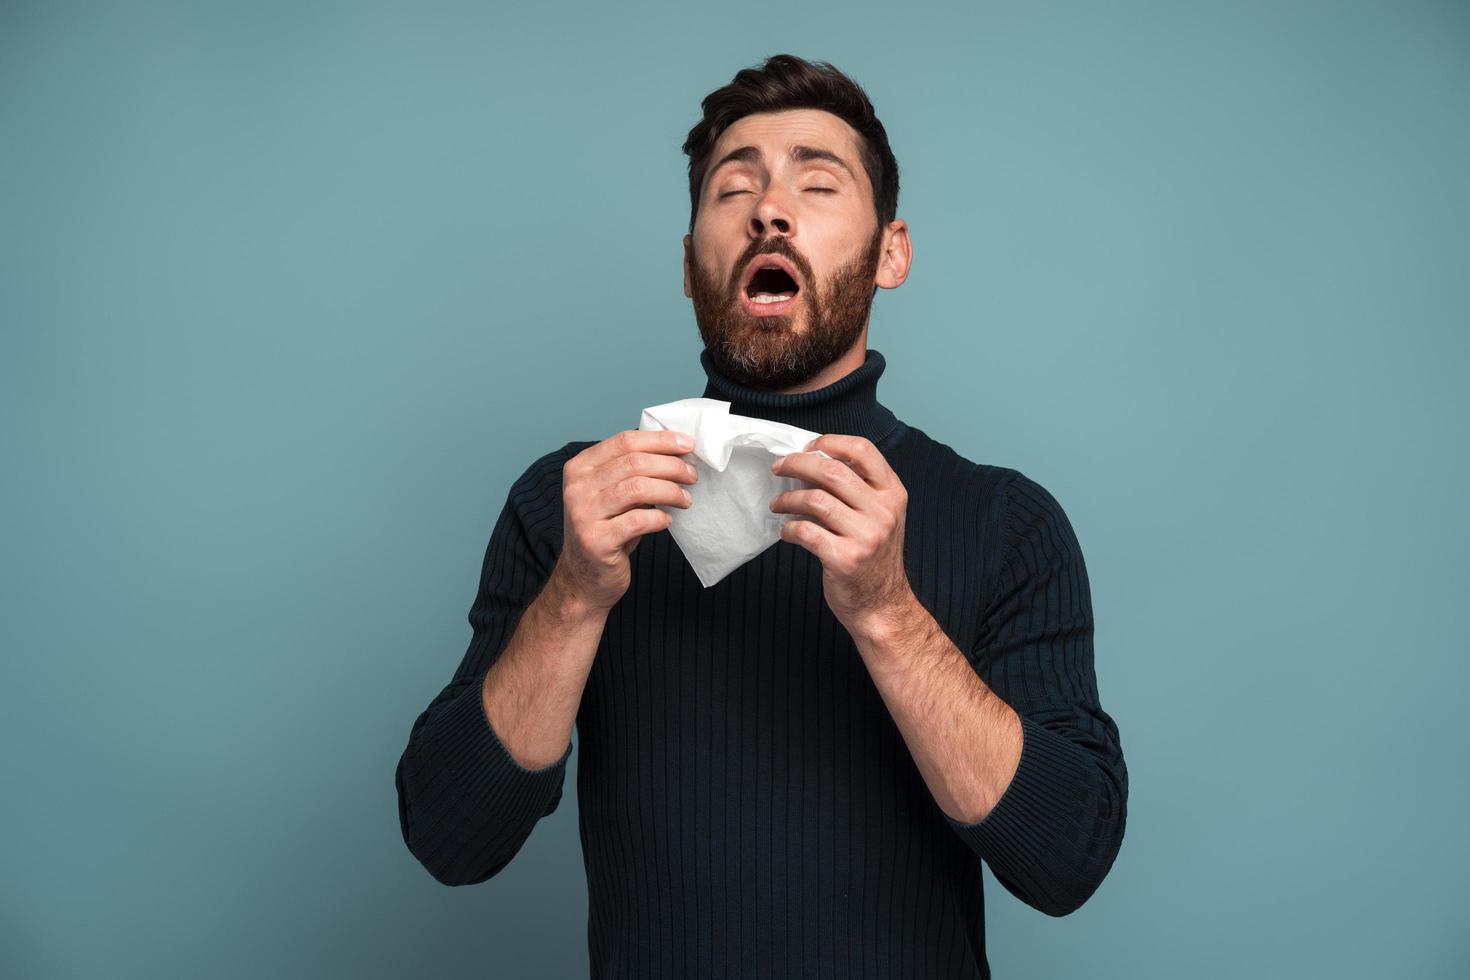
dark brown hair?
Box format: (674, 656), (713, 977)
(681, 54), (900, 235)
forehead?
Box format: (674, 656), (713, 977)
(707, 108), (863, 172)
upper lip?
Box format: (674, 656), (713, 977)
(739, 252), (804, 296)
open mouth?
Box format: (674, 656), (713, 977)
(739, 255), (803, 317)
(744, 264), (800, 303)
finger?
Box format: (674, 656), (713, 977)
(803, 434), (894, 490)
(610, 504), (673, 549)
(573, 429), (694, 474)
(593, 474), (692, 521)
(772, 448), (876, 512)
(778, 513), (835, 560)
(769, 488), (862, 537)
(592, 450), (699, 492)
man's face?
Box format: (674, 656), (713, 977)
(684, 109), (892, 390)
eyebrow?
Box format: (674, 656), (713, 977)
(707, 143), (856, 182)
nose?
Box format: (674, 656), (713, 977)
(748, 187), (793, 239)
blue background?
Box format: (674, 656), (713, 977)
(4, 1), (1466, 976)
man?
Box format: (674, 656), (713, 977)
(396, 54), (1127, 978)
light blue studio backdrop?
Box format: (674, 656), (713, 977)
(2, 1), (1466, 977)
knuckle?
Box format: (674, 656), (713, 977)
(630, 476), (663, 503)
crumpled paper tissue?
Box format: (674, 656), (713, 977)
(638, 396), (832, 588)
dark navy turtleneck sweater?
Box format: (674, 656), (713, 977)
(395, 348), (1128, 978)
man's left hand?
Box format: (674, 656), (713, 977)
(769, 434), (914, 637)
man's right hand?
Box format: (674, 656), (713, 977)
(551, 429), (698, 614)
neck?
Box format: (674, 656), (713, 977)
(699, 347), (903, 445)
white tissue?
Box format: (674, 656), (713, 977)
(638, 396), (832, 588)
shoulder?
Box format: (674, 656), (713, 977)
(996, 468), (1082, 534)
(508, 439), (599, 498)
(889, 423), (1019, 521)
(988, 467), (1090, 587)
(887, 423), (1010, 494)
(909, 425), (1084, 556)
(495, 440), (599, 568)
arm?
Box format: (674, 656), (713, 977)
(855, 471), (1128, 917)
(395, 446), (601, 886)
(771, 438), (1127, 916)
(395, 427), (696, 887)
(481, 573), (605, 768)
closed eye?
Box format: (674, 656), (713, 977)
(718, 188), (834, 199)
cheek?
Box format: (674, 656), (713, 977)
(694, 206), (745, 247)
(692, 231), (738, 280)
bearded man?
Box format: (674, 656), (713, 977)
(396, 53), (1128, 979)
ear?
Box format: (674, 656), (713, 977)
(682, 234), (694, 298)
(873, 220), (912, 290)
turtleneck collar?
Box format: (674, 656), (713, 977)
(699, 347), (904, 445)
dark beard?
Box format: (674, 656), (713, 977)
(689, 228), (883, 390)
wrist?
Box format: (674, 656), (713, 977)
(850, 588), (925, 650)
(541, 566), (610, 625)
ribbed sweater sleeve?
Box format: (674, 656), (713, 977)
(943, 470), (1129, 917)
(395, 447), (574, 886)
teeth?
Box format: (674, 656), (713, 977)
(752, 293), (794, 304)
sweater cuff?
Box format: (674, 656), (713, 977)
(943, 712), (1099, 888)
(422, 678), (572, 818)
